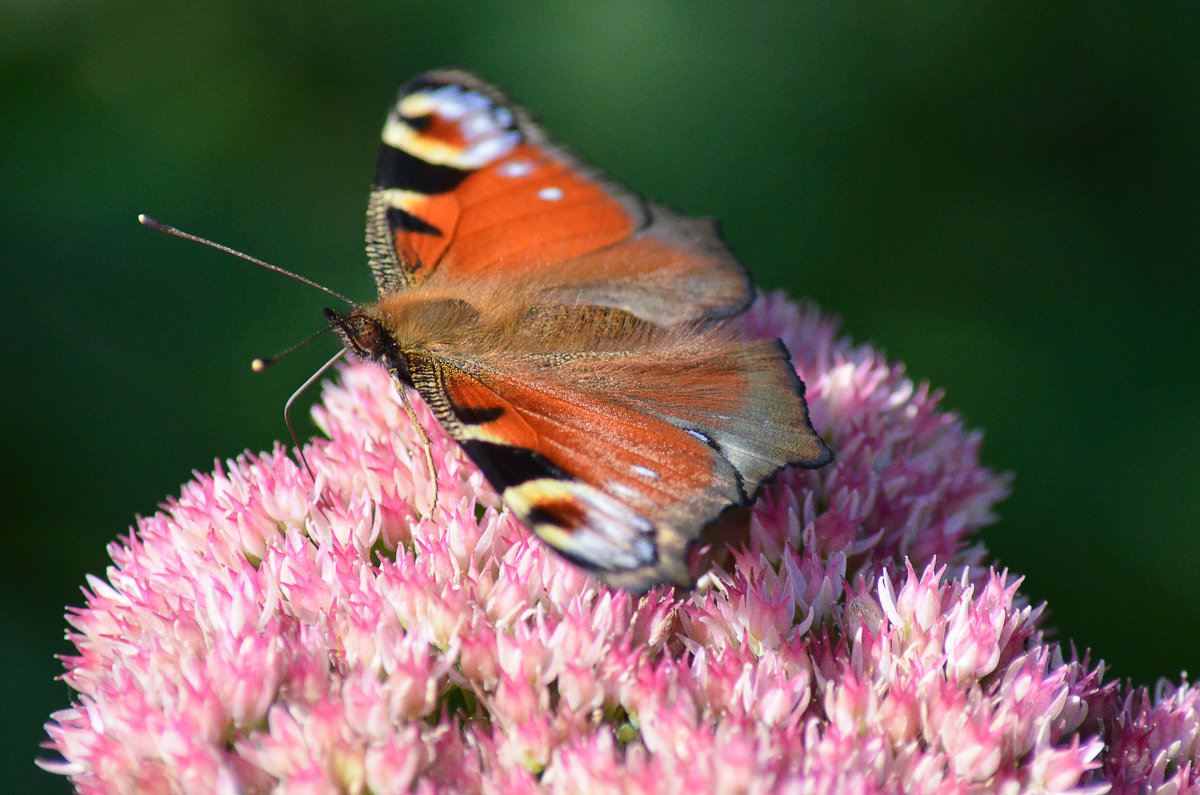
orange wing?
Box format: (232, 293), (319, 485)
(397, 321), (830, 592)
(364, 71), (751, 324)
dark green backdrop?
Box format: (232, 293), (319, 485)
(4, 4), (1197, 791)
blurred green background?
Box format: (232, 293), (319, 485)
(3, 3), (1197, 790)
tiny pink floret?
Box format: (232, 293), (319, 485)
(41, 297), (1198, 793)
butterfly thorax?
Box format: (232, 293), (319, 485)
(329, 275), (700, 373)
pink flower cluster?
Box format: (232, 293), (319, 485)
(42, 297), (1199, 793)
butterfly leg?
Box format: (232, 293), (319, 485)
(390, 370), (440, 517)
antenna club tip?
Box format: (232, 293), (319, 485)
(139, 214), (172, 233)
(251, 358), (269, 372)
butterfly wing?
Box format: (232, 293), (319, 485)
(365, 70), (751, 325)
(388, 304), (830, 592)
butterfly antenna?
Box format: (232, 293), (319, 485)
(389, 371), (439, 517)
(138, 214), (355, 306)
(283, 350), (346, 483)
(252, 326), (336, 373)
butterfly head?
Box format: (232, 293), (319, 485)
(324, 307), (408, 375)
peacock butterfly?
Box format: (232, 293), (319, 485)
(322, 70), (832, 592)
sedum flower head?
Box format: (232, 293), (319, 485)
(41, 297), (1198, 793)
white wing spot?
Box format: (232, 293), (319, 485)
(609, 483), (640, 501)
(632, 537), (655, 559)
(538, 186), (564, 201)
(427, 85), (467, 118)
(685, 429), (712, 444)
(460, 111), (498, 141)
(498, 159), (534, 177)
(459, 92), (491, 113)
(631, 465), (659, 480)
(459, 131), (521, 168)
(427, 85), (492, 121)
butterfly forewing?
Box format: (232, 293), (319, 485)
(342, 70), (831, 591)
(366, 70), (640, 292)
(366, 71), (752, 323)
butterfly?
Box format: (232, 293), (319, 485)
(325, 70), (832, 592)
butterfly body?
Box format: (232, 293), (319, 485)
(330, 71), (831, 592)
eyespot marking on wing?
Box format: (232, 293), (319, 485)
(384, 84), (521, 171)
(527, 496), (588, 531)
(504, 479), (659, 572)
